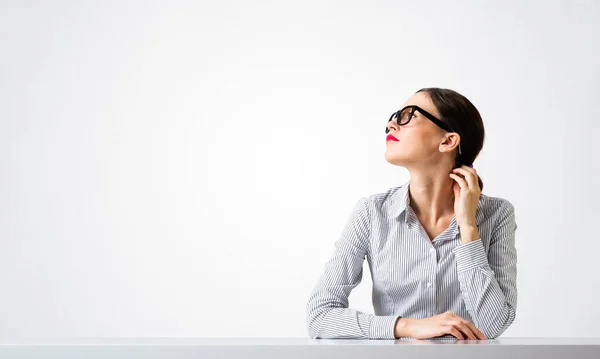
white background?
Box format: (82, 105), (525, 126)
(1, 0), (599, 337)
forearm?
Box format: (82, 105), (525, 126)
(307, 304), (401, 339)
(306, 196), (399, 339)
(454, 239), (517, 338)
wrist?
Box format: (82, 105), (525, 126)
(459, 224), (479, 243)
(394, 317), (413, 338)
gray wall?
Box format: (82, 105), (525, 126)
(1, 0), (598, 337)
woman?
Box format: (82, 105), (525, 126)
(305, 87), (517, 340)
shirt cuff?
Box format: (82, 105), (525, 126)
(369, 315), (401, 339)
(453, 238), (488, 273)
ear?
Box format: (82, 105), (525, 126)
(439, 133), (460, 154)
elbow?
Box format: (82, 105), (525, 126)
(307, 304), (351, 339)
(306, 313), (326, 339)
(479, 305), (516, 339)
(307, 325), (321, 339)
(306, 310), (319, 339)
(307, 306), (341, 339)
(306, 303), (329, 339)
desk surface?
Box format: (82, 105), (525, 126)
(0, 337), (600, 345)
(0, 337), (598, 359)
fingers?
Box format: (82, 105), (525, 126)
(444, 312), (483, 340)
(454, 164), (477, 175)
(462, 164), (477, 175)
(464, 321), (487, 340)
(447, 326), (465, 340)
(451, 167), (477, 189)
(453, 320), (476, 340)
(449, 173), (468, 190)
(444, 318), (475, 340)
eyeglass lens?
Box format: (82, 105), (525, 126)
(386, 107), (414, 133)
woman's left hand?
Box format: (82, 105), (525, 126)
(449, 165), (481, 229)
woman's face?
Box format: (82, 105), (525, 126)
(385, 91), (450, 167)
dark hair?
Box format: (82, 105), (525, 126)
(416, 87), (485, 191)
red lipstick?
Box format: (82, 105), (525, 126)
(386, 134), (399, 142)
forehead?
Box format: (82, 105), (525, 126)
(400, 92), (439, 117)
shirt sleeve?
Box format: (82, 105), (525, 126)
(306, 197), (401, 339)
(452, 200), (518, 339)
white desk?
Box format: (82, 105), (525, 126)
(0, 337), (598, 358)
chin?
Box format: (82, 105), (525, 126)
(384, 151), (407, 166)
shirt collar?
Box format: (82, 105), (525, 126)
(386, 179), (411, 221)
(387, 179), (486, 227)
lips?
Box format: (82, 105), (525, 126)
(386, 134), (399, 142)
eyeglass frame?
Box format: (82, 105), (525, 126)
(386, 105), (462, 155)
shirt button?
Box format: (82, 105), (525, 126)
(427, 282), (432, 288)
(429, 247), (435, 253)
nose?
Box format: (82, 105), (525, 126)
(386, 118), (398, 134)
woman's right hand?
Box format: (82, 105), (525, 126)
(394, 311), (486, 340)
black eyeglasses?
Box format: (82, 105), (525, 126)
(386, 105), (462, 155)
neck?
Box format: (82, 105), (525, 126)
(407, 172), (455, 224)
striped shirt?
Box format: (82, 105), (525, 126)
(305, 179), (518, 340)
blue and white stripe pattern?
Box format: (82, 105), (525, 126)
(306, 179), (518, 339)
